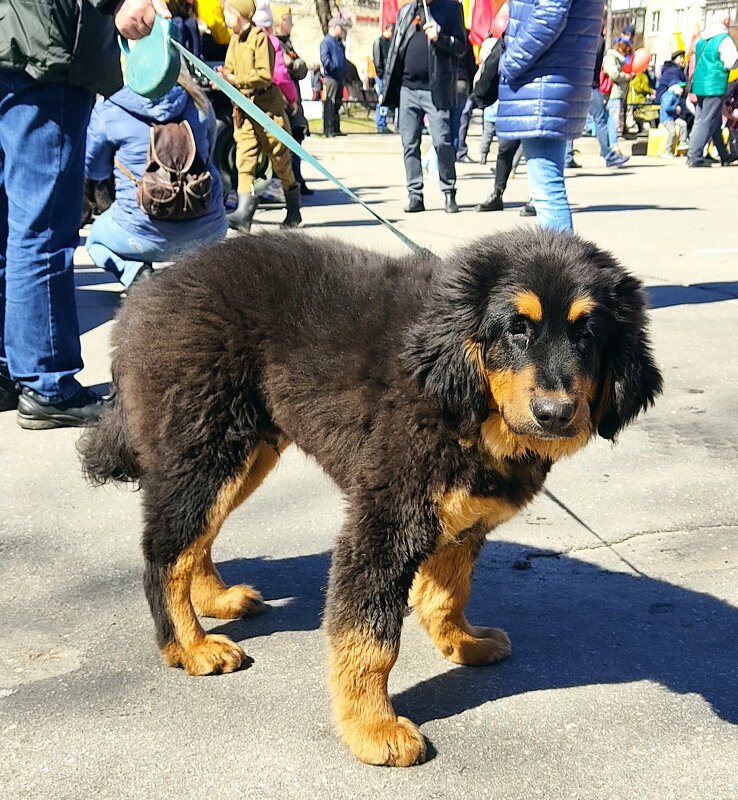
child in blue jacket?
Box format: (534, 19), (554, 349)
(659, 82), (688, 157)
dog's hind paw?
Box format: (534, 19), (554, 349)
(163, 634), (246, 675)
(343, 716), (426, 767)
(193, 585), (266, 619)
(447, 626), (511, 666)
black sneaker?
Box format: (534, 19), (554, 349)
(520, 201), (537, 217)
(16, 386), (105, 430)
(0, 372), (19, 412)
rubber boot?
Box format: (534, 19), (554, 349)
(475, 190), (503, 212)
(227, 192), (259, 233)
(283, 184), (302, 228)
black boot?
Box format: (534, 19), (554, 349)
(227, 192), (259, 233)
(283, 184), (302, 227)
(444, 191), (460, 213)
(475, 190), (503, 212)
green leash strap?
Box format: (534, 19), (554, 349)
(171, 40), (428, 256)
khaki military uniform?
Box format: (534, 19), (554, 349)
(225, 26), (296, 192)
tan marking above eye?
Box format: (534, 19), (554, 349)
(513, 290), (543, 322)
(568, 296), (595, 322)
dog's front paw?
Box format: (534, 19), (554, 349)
(342, 716), (426, 767)
(193, 585), (266, 619)
(448, 626), (511, 666)
(163, 634), (246, 675)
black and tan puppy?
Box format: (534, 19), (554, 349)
(79, 228), (662, 766)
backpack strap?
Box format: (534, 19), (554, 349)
(114, 157), (140, 185)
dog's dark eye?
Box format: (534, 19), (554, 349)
(509, 317), (531, 345)
(572, 319), (595, 348)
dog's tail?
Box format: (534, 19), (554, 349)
(77, 391), (141, 486)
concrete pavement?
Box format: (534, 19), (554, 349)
(1, 131), (737, 800)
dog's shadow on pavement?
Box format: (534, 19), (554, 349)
(215, 542), (737, 726)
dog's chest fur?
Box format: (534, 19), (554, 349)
(436, 447), (551, 540)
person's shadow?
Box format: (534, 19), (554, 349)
(213, 541), (737, 727)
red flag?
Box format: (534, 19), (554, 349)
(381, 0), (399, 28)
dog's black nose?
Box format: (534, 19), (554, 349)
(531, 397), (576, 432)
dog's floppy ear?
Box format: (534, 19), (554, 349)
(595, 273), (663, 440)
(402, 310), (489, 436)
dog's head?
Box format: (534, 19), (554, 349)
(403, 229), (663, 461)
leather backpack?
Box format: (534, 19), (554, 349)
(116, 119), (212, 221)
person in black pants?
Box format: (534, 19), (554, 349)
(475, 137), (521, 211)
(319, 18), (348, 137)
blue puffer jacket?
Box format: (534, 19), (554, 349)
(496, 0), (602, 139)
(85, 85), (226, 245)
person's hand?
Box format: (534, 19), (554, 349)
(215, 66), (236, 86)
(423, 22), (440, 42)
(289, 100), (298, 114)
(733, 108), (738, 120)
(114, 0), (171, 40)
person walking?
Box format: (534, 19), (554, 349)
(84, 73), (227, 288)
(589, 29), (629, 168)
(373, 22), (395, 133)
(382, 0), (467, 213)
(0, 0), (167, 429)
(273, 5), (313, 193)
(601, 37), (633, 158)
(320, 18), (349, 137)
(496, 0), (602, 231)
(219, 0), (302, 232)
(686, 10), (738, 167)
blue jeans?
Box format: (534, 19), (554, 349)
(589, 88), (613, 161)
(375, 77), (390, 131)
(0, 68), (91, 400)
(86, 208), (227, 286)
(606, 97), (623, 152)
(521, 138), (572, 231)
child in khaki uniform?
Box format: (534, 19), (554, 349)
(219, 0), (301, 231)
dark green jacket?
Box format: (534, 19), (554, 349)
(0, 0), (123, 96)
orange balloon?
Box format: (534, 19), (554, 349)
(631, 48), (651, 74)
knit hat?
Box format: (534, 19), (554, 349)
(252, 2), (274, 28)
(228, 0), (256, 20)
(272, 4), (291, 23)
(671, 49), (686, 60)
(328, 17), (346, 28)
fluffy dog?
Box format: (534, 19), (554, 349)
(79, 228), (662, 766)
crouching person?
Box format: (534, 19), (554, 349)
(85, 69), (227, 290)
(220, 0), (302, 232)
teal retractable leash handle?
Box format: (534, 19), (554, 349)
(167, 39), (430, 256)
(119, 15), (181, 100)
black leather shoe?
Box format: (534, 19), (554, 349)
(520, 201), (537, 217)
(17, 386), (105, 430)
(456, 154), (475, 163)
(444, 192), (460, 213)
(475, 192), (503, 212)
(404, 196), (425, 213)
(0, 372), (19, 412)
(721, 155), (738, 166)
(565, 160), (582, 168)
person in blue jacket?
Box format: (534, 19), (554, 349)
(85, 72), (227, 289)
(496, 0), (602, 230)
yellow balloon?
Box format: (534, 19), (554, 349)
(730, 67), (738, 83)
